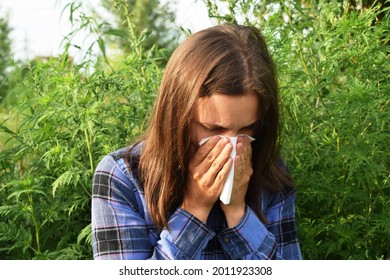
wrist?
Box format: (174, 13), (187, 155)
(221, 203), (246, 228)
(181, 202), (211, 224)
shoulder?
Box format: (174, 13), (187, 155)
(97, 142), (142, 172)
(93, 143), (143, 193)
(92, 144), (146, 216)
(95, 147), (130, 178)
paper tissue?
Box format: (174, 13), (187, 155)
(198, 134), (255, 204)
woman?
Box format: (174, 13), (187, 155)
(92, 23), (302, 260)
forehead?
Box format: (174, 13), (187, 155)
(194, 94), (259, 125)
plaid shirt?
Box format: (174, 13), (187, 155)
(92, 146), (302, 260)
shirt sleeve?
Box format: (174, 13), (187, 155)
(217, 189), (302, 260)
(91, 154), (216, 260)
(151, 208), (216, 259)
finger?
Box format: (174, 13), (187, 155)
(192, 136), (220, 166)
(237, 135), (249, 152)
(235, 140), (252, 178)
(201, 137), (230, 168)
(236, 138), (243, 156)
(238, 136), (252, 163)
(206, 157), (233, 198)
(234, 154), (252, 185)
(234, 154), (242, 178)
(214, 157), (233, 187)
(203, 141), (233, 185)
(191, 137), (231, 180)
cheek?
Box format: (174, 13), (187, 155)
(196, 131), (215, 144)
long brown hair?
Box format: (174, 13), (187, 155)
(129, 24), (293, 230)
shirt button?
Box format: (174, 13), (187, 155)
(223, 237), (229, 243)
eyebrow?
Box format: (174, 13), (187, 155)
(200, 120), (259, 130)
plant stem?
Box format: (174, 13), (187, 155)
(84, 128), (94, 174)
(28, 194), (41, 254)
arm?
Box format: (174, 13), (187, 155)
(152, 208), (215, 259)
(92, 155), (216, 260)
(217, 189), (302, 260)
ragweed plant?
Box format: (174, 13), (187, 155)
(0, 1), (163, 259)
(1, 0), (388, 260)
(204, 0), (390, 259)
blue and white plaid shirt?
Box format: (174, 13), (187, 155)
(92, 146), (302, 260)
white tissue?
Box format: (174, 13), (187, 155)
(198, 134), (255, 204)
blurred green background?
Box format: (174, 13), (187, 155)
(0, 0), (389, 259)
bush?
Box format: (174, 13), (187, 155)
(0, 4), (162, 259)
(205, 0), (389, 259)
(0, 0), (388, 259)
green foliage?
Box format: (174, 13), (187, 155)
(204, 0), (389, 259)
(0, 2), (162, 259)
(0, 14), (13, 99)
(101, 0), (179, 59)
(1, 0), (389, 260)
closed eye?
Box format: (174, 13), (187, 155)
(242, 124), (256, 131)
(200, 121), (259, 133)
(239, 121), (259, 133)
(204, 125), (226, 132)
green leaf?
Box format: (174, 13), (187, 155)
(77, 223), (92, 245)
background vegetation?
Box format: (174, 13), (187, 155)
(0, 0), (388, 259)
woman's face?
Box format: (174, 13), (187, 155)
(190, 93), (259, 146)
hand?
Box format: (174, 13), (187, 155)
(220, 135), (253, 227)
(181, 136), (233, 223)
